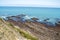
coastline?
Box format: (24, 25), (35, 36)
(0, 14), (60, 40)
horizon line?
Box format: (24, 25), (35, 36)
(0, 6), (60, 8)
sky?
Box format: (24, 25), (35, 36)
(0, 0), (60, 7)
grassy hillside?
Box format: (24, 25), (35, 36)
(0, 18), (38, 40)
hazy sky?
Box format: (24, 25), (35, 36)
(0, 0), (60, 7)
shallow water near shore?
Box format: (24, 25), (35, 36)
(0, 7), (60, 20)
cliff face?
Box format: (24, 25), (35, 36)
(2, 14), (60, 40)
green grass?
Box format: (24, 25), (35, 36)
(3, 27), (8, 30)
(8, 23), (15, 28)
(6, 20), (38, 40)
(0, 18), (3, 21)
(15, 28), (38, 40)
(8, 23), (13, 26)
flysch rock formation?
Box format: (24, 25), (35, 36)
(2, 14), (60, 40)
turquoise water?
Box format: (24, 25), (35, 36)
(0, 7), (60, 19)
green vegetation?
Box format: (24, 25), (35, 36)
(0, 18), (38, 40)
(8, 23), (13, 26)
(7, 22), (38, 40)
(0, 18), (3, 21)
(8, 23), (15, 28)
(3, 27), (8, 30)
(14, 28), (38, 40)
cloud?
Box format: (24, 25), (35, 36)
(0, 0), (60, 7)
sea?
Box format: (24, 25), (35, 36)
(0, 6), (60, 20)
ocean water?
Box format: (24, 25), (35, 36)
(0, 7), (60, 20)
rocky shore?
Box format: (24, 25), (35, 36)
(1, 14), (60, 40)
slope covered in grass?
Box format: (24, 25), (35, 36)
(0, 18), (38, 40)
